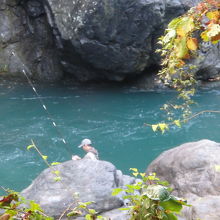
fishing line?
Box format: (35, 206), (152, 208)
(11, 52), (73, 156)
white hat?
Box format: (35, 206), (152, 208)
(78, 139), (92, 148)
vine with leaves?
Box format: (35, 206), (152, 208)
(146, 0), (220, 133)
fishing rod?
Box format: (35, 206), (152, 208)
(11, 52), (73, 156)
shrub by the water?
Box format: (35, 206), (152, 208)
(112, 169), (188, 220)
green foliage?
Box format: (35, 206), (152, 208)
(26, 141), (107, 220)
(146, 0), (220, 132)
(112, 169), (188, 220)
(0, 189), (53, 220)
(158, 0), (220, 75)
(65, 200), (108, 220)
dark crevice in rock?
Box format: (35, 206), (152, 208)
(43, 1), (63, 49)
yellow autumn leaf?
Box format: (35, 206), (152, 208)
(175, 37), (189, 59)
(176, 27), (185, 37)
(158, 123), (169, 133)
(130, 168), (138, 172)
(51, 162), (61, 166)
(152, 124), (158, 132)
(132, 172), (139, 177)
(202, 23), (220, 44)
(207, 24), (220, 38)
(176, 60), (185, 67)
(201, 31), (209, 42)
(174, 120), (181, 127)
(27, 144), (34, 150)
(42, 155), (48, 160)
(54, 176), (61, 182)
(187, 37), (198, 51)
(140, 173), (146, 178)
(206, 10), (220, 22)
(52, 170), (60, 175)
(176, 16), (195, 37)
(214, 165), (220, 172)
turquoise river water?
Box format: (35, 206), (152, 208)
(0, 81), (220, 192)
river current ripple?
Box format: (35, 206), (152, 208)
(1, 81), (220, 191)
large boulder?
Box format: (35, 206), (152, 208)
(2, 0), (219, 83)
(44, 0), (220, 83)
(101, 208), (129, 220)
(43, 0), (187, 81)
(147, 139), (220, 220)
(21, 158), (135, 219)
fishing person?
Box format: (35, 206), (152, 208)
(78, 138), (99, 159)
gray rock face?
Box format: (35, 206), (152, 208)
(21, 158), (135, 218)
(147, 139), (220, 220)
(0, 0), (62, 81)
(1, 0), (219, 83)
(102, 208), (129, 220)
(195, 42), (220, 81)
(44, 0), (187, 81)
(43, 0), (220, 82)
(183, 195), (220, 220)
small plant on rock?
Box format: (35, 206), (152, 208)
(66, 200), (107, 220)
(112, 169), (189, 220)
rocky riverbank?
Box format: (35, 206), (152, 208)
(21, 154), (134, 219)
(1, 0), (219, 85)
(147, 139), (220, 220)
(21, 139), (220, 219)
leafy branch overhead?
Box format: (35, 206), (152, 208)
(147, 0), (220, 132)
(158, 0), (220, 65)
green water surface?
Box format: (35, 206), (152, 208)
(0, 81), (220, 192)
